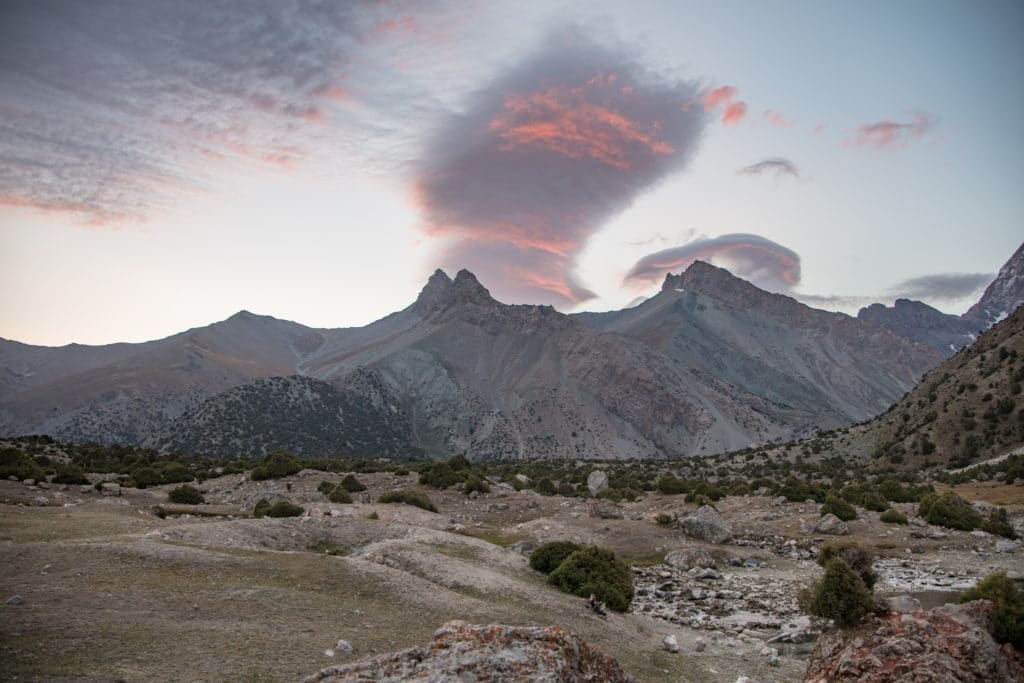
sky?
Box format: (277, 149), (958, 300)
(1, 0), (1022, 346)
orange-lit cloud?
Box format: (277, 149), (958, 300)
(851, 111), (935, 149)
(415, 34), (707, 308)
(700, 85), (747, 126)
(625, 233), (801, 293)
(489, 84), (674, 171)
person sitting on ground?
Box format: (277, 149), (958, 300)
(588, 593), (607, 616)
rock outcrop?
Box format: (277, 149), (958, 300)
(803, 600), (1024, 682)
(814, 513), (850, 535)
(676, 505), (733, 544)
(303, 620), (636, 682)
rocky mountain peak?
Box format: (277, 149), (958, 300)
(964, 240), (1024, 326)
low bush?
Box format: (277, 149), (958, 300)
(879, 508), (908, 525)
(980, 508), (1017, 539)
(529, 541), (583, 574)
(547, 546), (634, 612)
(317, 480), (336, 495)
(821, 494), (858, 521)
(657, 473), (687, 495)
(464, 472), (491, 496)
(328, 485), (353, 504)
(816, 541), (877, 589)
(378, 489), (438, 512)
(341, 474), (366, 492)
(918, 491), (982, 531)
(168, 485), (204, 505)
(956, 572), (1023, 649)
(52, 463), (89, 485)
(253, 499), (304, 518)
(597, 488), (641, 502)
(251, 451), (302, 481)
(799, 558), (875, 628)
(654, 512), (674, 525)
(534, 477), (556, 496)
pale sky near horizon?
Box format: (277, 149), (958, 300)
(1, 0), (1022, 346)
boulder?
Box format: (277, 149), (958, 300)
(6, 595), (24, 606)
(885, 594), (922, 613)
(803, 600), (1024, 682)
(676, 505), (732, 544)
(661, 634), (679, 653)
(665, 545), (716, 569)
(589, 500), (624, 520)
(587, 470), (609, 493)
(303, 621), (636, 682)
(814, 514), (850, 535)
(995, 539), (1021, 553)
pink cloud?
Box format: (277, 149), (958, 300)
(852, 111), (935, 149)
(700, 86), (748, 126)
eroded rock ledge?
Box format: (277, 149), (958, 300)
(303, 620), (636, 682)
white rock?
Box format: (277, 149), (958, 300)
(661, 634), (679, 652)
(587, 470), (608, 493)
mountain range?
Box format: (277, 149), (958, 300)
(856, 241), (1024, 356)
(1, 242), (1021, 461)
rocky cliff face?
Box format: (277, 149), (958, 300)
(965, 241), (1024, 327)
(303, 621), (636, 683)
(857, 299), (982, 356)
(803, 600), (1024, 682)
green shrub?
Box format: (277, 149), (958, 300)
(880, 508), (908, 525)
(597, 488), (640, 502)
(956, 572), (1024, 649)
(799, 558), (875, 627)
(328, 485), (353, 504)
(253, 499), (304, 518)
(465, 473), (491, 496)
(657, 473), (688, 495)
(317, 480), (336, 495)
(859, 490), (888, 512)
(980, 508), (1017, 539)
(778, 474), (813, 502)
(341, 474), (366, 492)
(654, 512), (674, 525)
(131, 466), (161, 488)
(816, 541), (877, 589)
(378, 489), (438, 512)
(168, 485), (204, 505)
(51, 463), (89, 485)
(534, 477), (556, 496)
(529, 541), (583, 574)
(418, 462), (463, 489)
(821, 494), (858, 521)
(547, 546), (634, 612)
(918, 491), (982, 531)
(251, 451), (302, 481)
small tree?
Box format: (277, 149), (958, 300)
(547, 546), (634, 612)
(816, 541), (877, 589)
(918, 491), (982, 531)
(799, 558), (875, 628)
(464, 472), (491, 496)
(328, 485), (353, 504)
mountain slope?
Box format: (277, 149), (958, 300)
(869, 305), (1024, 468)
(0, 311), (334, 444)
(148, 375), (423, 459)
(576, 262), (940, 425)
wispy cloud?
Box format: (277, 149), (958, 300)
(850, 111), (936, 149)
(763, 110), (795, 127)
(414, 30), (708, 307)
(0, 0), (451, 226)
(887, 272), (993, 303)
(738, 158), (799, 178)
(624, 233), (801, 293)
